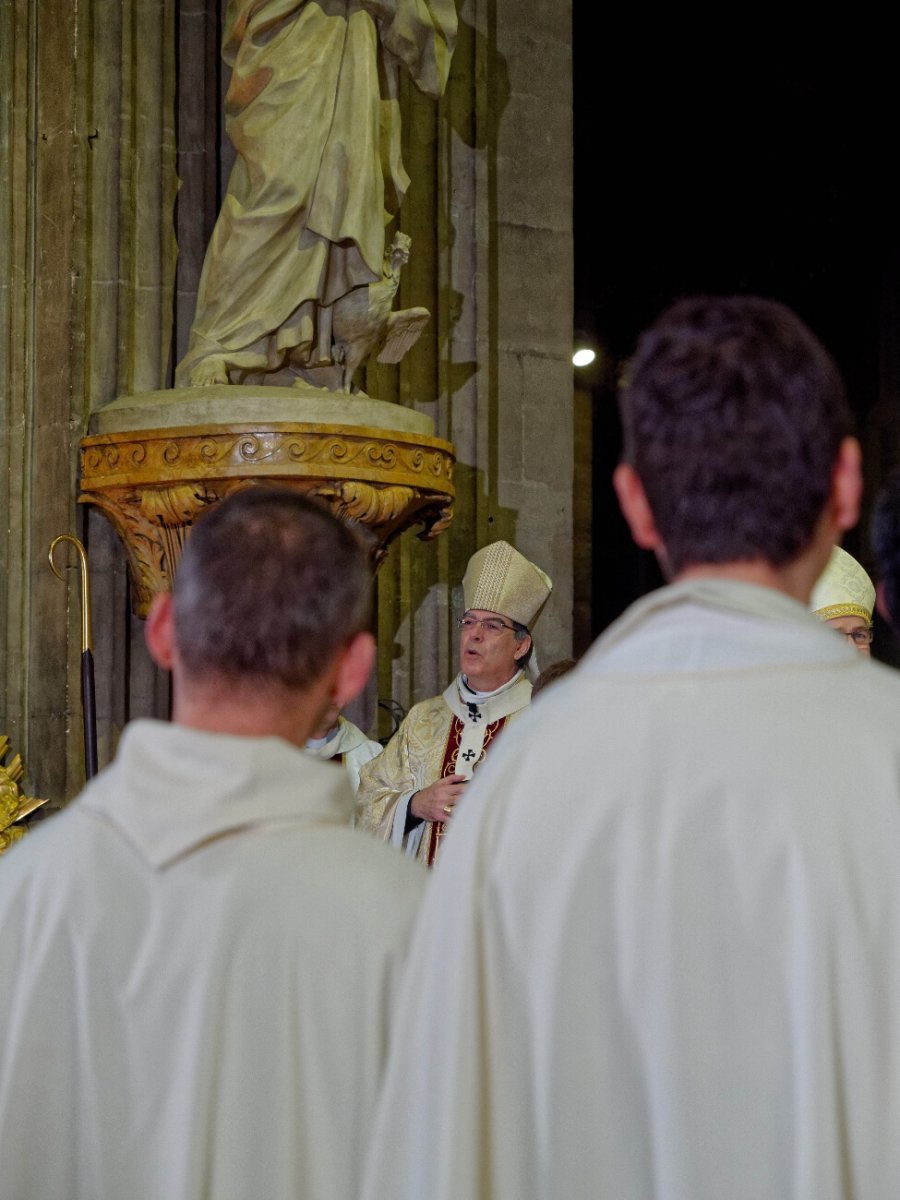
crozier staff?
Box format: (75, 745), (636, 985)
(49, 534), (97, 779)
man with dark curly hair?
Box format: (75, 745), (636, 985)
(362, 297), (900, 1200)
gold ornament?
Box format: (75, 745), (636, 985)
(0, 736), (47, 856)
(80, 423), (455, 616)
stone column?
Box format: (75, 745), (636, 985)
(130, 0), (573, 744)
(372, 0), (574, 732)
(2, 0), (85, 802)
(0, 0), (177, 801)
(2, 0), (574, 790)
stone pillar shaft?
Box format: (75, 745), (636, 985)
(1, 0), (177, 801)
(2, 0), (573, 795)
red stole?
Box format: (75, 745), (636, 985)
(424, 715), (507, 868)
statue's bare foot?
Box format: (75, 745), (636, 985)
(188, 359), (230, 386)
(290, 378), (332, 394)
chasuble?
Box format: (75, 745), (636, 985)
(0, 720), (424, 1200)
(362, 579), (900, 1200)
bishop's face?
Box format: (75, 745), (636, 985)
(824, 614), (873, 657)
(459, 609), (531, 692)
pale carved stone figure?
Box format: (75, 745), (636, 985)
(176, 0), (456, 391)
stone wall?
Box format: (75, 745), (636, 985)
(1, 0), (84, 802)
(1, 0), (574, 796)
(1, 0), (177, 801)
(370, 0), (574, 733)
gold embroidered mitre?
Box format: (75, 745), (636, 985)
(810, 545), (875, 626)
(462, 541), (552, 628)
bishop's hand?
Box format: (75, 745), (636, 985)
(410, 775), (467, 823)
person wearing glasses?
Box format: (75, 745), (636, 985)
(809, 544), (875, 655)
(357, 541), (551, 867)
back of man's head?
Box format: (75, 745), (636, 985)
(620, 295), (853, 575)
(172, 488), (371, 689)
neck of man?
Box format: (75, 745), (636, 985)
(461, 669), (523, 700)
(672, 502), (842, 604)
(675, 537), (835, 606)
(170, 671), (336, 750)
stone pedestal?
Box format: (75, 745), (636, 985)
(80, 387), (455, 616)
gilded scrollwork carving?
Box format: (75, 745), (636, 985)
(82, 425), (453, 489)
(80, 422), (454, 616)
(418, 500), (454, 541)
(82, 483), (228, 616)
(139, 484), (214, 527)
(1, 735), (47, 855)
(313, 482), (416, 527)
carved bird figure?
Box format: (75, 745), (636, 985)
(331, 232), (430, 394)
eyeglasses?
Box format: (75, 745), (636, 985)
(457, 615), (516, 636)
(836, 627), (874, 648)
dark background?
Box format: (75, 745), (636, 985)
(573, 27), (900, 660)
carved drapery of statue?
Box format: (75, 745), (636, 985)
(175, 0), (457, 389)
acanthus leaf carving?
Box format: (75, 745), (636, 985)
(80, 423), (454, 616)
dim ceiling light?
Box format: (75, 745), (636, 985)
(572, 347), (596, 368)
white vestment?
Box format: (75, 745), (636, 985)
(306, 714), (383, 796)
(362, 579), (900, 1200)
(0, 719), (424, 1200)
(357, 672), (532, 865)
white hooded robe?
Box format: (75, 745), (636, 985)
(362, 579), (900, 1200)
(0, 719), (424, 1200)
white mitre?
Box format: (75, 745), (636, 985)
(463, 541), (552, 628)
(810, 545), (875, 627)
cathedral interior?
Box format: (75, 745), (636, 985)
(2, 5), (897, 806)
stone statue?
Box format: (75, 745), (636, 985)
(176, 0), (457, 392)
(332, 231), (429, 392)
